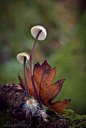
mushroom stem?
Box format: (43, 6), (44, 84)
(30, 30), (42, 76)
(24, 57), (30, 99)
(30, 30), (43, 109)
(31, 76), (42, 108)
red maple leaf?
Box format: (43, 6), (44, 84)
(18, 60), (71, 115)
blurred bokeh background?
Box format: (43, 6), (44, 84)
(0, 0), (86, 115)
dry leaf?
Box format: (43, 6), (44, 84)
(18, 60), (71, 115)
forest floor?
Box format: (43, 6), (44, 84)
(0, 108), (86, 128)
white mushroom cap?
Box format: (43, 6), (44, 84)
(31, 25), (47, 41)
(17, 52), (30, 64)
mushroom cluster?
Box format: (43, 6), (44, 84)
(16, 25), (47, 120)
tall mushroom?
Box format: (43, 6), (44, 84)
(30, 25), (47, 76)
(30, 26), (47, 107)
(30, 25), (48, 120)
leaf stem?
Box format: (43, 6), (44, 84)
(24, 57), (30, 99)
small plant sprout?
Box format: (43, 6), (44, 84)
(17, 52), (40, 117)
(30, 25), (47, 110)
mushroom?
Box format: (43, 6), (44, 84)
(30, 25), (47, 110)
(31, 25), (47, 41)
(17, 52), (41, 117)
(17, 52), (30, 99)
(30, 25), (47, 76)
(17, 52), (30, 64)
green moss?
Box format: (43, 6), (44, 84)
(64, 109), (74, 116)
(60, 119), (67, 123)
(50, 117), (57, 123)
(61, 109), (86, 125)
(0, 109), (18, 128)
(82, 115), (86, 121)
(69, 122), (86, 128)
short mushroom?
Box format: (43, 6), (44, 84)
(17, 52), (30, 64)
(31, 25), (47, 41)
(17, 52), (30, 99)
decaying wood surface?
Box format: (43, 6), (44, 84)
(0, 83), (26, 117)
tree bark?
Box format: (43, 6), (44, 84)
(0, 83), (26, 118)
